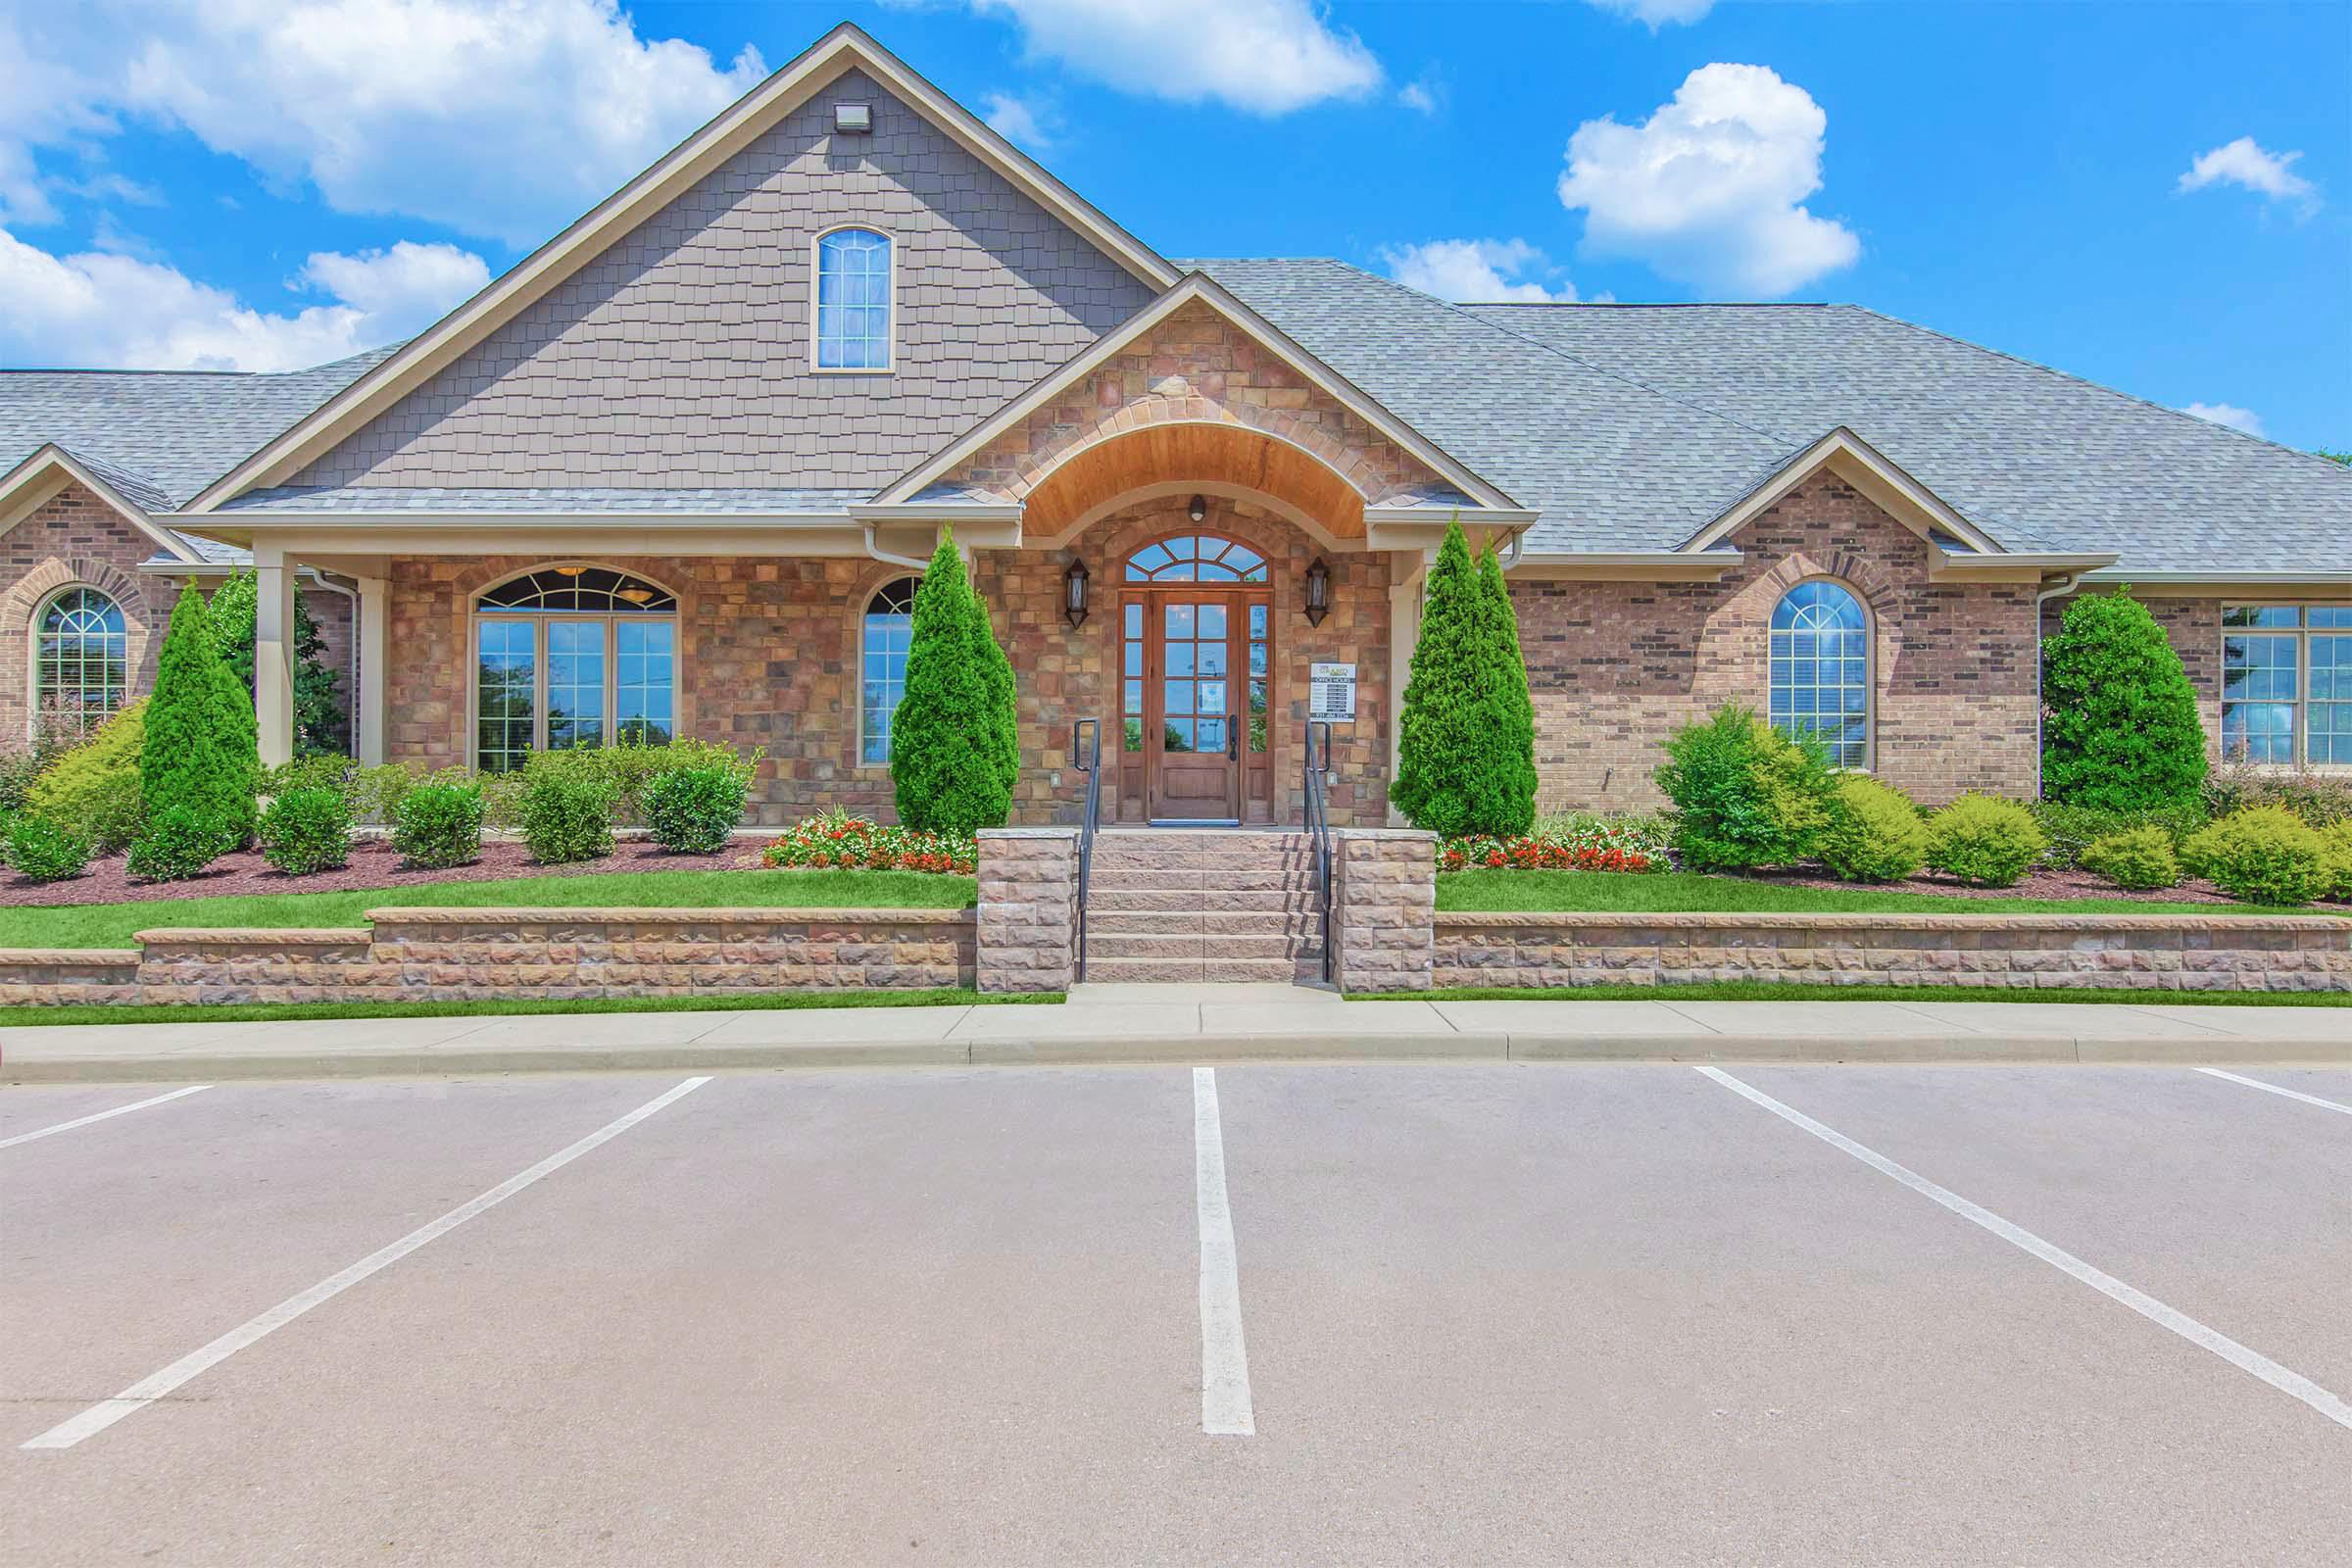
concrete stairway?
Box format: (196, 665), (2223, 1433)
(1080, 829), (1327, 985)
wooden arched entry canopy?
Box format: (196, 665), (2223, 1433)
(1115, 530), (1276, 823)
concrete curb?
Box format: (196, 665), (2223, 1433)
(8, 1029), (2352, 1083)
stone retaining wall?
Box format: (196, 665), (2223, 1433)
(0, 906), (976, 1007)
(976, 828), (1078, 993)
(1333, 829), (1438, 993)
(1434, 910), (2352, 992)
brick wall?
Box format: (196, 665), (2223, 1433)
(1513, 475), (2040, 810)
(0, 482), (163, 746)
(1434, 910), (2352, 993)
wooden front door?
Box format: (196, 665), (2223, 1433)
(1120, 590), (1274, 823)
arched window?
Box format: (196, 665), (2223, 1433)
(814, 227), (892, 370)
(1124, 534), (1267, 583)
(1770, 579), (1870, 768)
(472, 567), (677, 772)
(35, 587), (127, 737)
(860, 577), (917, 764)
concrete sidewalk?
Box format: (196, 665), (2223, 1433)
(3, 983), (2350, 1082)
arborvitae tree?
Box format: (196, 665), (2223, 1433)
(967, 575), (1020, 798)
(1396, 516), (1539, 837)
(209, 570), (345, 755)
(139, 583), (257, 846)
(892, 527), (1014, 834)
(1471, 542), (1539, 835)
(2042, 588), (2208, 809)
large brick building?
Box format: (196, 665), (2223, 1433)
(2, 24), (2346, 825)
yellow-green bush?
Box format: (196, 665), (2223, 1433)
(2079, 824), (2181, 891)
(25, 701), (146, 854)
(1816, 774), (1927, 883)
(2181, 807), (2326, 906)
(1923, 793), (2047, 888)
(2321, 821), (2352, 902)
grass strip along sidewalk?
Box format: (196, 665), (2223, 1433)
(1436, 869), (2348, 918)
(0, 868), (977, 951)
(0, 987), (1057, 1029)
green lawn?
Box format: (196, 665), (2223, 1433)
(0, 868), (976, 951)
(1355, 980), (2352, 1006)
(1435, 869), (2344, 919)
(0, 985), (1054, 1029)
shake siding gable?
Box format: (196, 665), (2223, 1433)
(293, 67), (1159, 492)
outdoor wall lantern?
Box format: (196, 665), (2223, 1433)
(1063, 557), (1091, 629)
(1302, 557), (1332, 625)
(1188, 494), (1208, 524)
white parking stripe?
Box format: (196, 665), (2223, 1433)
(1193, 1067), (1255, 1437)
(23, 1075), (710, 1452)
(2197, 1067), (2352, 1118)
(1694, 1065), (2352, 1435)
(0, 1085), (212, 1150)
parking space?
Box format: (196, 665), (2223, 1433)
(4, 1060), (2349, 1565)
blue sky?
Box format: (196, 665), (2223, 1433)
(1, 1), (2343, 451)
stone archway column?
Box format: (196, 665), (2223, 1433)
(255, 544), (298, 767)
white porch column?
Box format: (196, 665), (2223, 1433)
(355, 574), (389, 765)
(1386, 553), (1427, 826)
(255, 545), (297, 767)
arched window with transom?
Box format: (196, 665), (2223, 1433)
(471, 566), (677, 772)
(860, 577), (917, 764)
(1769, 579), (1870, 768)
(814, 226), (892, 370)
(1123, 534), (1268, 583)
(34, 587), (127, 738)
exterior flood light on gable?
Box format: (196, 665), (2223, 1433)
(1063, 557), (1091, 628)
(834, 102), (872, 134)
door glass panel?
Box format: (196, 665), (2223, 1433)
(1163, 718), (1194, 753)
(1165, 679), (1197, 714)
(1199, 715), (1227, 754)
(1165, 603), (1195, 638)
(1247, 597), (1270, 752)
(1167, 643), (1195, 677)
(1200, 603), (1227, 638)
(1198, 642), (1227, 676)
(1199, 679), (1227, 714)
(1124, 602), (1143, 638)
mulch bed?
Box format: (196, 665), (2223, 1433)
(1733, 864), (2259, 907)
(0, 837), (769, 909)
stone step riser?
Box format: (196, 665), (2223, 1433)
(1087, 850), (1319, 874)
(1089, 933), (1318, 961)
(1084, 888), (1318, 914)
(1086, 868), (1320, 893)
(1081, 956), (1326, 985)
(1088, 910), (1320, 937)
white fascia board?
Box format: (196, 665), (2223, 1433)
(1684, 427), (2004, 558)
(0, 444), (203, 564)
(1509, 549), (1745, 581)
(846, 500), (1027, 524)
(2076, 567), (2352, 586)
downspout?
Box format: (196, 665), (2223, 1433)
(2033, 569), (2082, 801)
(861, 521), (933, 570)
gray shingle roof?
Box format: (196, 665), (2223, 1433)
(220, 484), (869, 514)
(0, 346), (400, 512)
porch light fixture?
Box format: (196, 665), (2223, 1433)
(554, 564), (587, 576)
(616, 585), (655, 606)
(1062, 557), (1091, 628)
(1302, 557), (1331, 625)
(1187, 494), (1207, 524)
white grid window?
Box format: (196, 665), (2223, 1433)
(472, 568), (676, 772)
(2224, 605), (2352, 766)
(35, 587), (127, 738)
(1770, 580), (1870, 768)
(860, 578), (916, 764)
(815, 228), (891, 370)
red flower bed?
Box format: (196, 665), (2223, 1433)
(760, 811), (977, 876)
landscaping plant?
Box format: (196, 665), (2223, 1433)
(2320, 822), (2352, 902)
(126, 804), (228, 882)
(890, 528), (1013, 835)
(1392, 519), (1538, 837)
(519, 749), (620, 864)
(392, 781), (486, 869)
(2181, 807), (2327, 906)
(1922, 794), (2048, 888)
(1817, 774), (1929, 884)
(26, 699), (147, 854)
(1652, 704), (1837, 872)
(2030, 800), (2206, 869)
(141, 584), (258, 852)
(1437, 811), (1670, 873)
(2204, 763), (2352, 829)
(2040, 588), (2207, 811)
(4, 813), (90, 882)
(971, 578), (1021, 801)
(2078, 825), (2182, 891)
(644, 760), (756, 855)
(208, 568), (346, 756)
(761, 809), (977, 874)
(260, 786), (357, 874)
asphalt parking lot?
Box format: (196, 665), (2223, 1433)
(5, 1061), (2349, 1566)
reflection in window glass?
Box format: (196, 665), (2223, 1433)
(816, 228), (892, 369)
(1125, 535), (1267, 583)
(617, 621), (675, 746)
(472, 569), (677, 770)
(547, 620), (606, 751)
(2223, 631), (2299, 763)
(476, 620), (536, 774)
(1769, 580), (1869, 768)
(860, 577), (916, 764)
(35, 587), (128, 737)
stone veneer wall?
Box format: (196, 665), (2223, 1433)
(1512, 474), (2040, 812)
(976, 828), (1077, 993)
(1434, 911), (2352, 992)
(1331, 828), (1437, 993)
(0, 906), (976, 1007)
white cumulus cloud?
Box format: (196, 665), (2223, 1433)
(1380, 238), (1578, 303)
(3, 0), (764, 246)
(1587, 0), (1717, 28)
(981, 91), (1058, 150)
(0, 227), (487, 370)
(967, 0), (1383, 115)
(2178, 136), (2320, 214)
(2181, 402), (2266, 437)
(1557, 63), (1860, 297)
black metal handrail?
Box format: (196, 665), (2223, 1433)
(1072, 717), (1102, 982)
(1302, 719), (1335, 985)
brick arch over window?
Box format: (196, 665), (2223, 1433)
(0, 557), (156, 741)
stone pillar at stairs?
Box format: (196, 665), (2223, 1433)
(976, 827), (1079, 993)
(1332, 828), (1437, 993)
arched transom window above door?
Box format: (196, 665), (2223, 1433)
(472, 566), (677, 773)
(1124, 534), (1267, 583)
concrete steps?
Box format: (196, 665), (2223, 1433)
(1079, 829), (1327, 985)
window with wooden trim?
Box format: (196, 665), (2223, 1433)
(2223, 605), (2352, 765)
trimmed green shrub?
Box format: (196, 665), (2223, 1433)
(971, 584), (1021, 800)
(5, 814), (90, 882)
(2182, 807), (2326, 906)
(2031, 800), (2207, 869)
(209, 569), (346, 756)
(260, 786), (355, 874)
(2204, 764), (2352, 829)
(2041, 589), (2208, 810)
(26, 700), (147, 853)
(126, 803), (228, 882)
(1923, 794), (2048, 887)
(1393, 518), (1540, 837)
(1653, 704), (1837, 872)
(392, 782), (485, 869)
(519, 750), (618, 864)
(2318, 822), (2352, 902)
(1817, 774), (1929, 883)
(141, 584), (258, 851)
(2079, 825), (2181, 891)
(891, 528), (1013, 835)
(644, 762), (753, 855)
